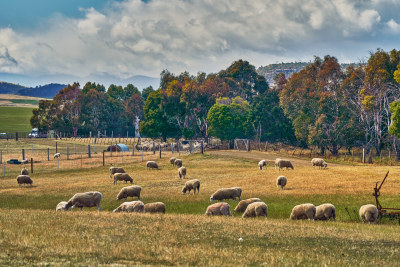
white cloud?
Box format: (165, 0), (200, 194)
(0, 0), (398, 82)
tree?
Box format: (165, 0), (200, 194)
(142, 86), (154, 102)
(30, 100), (57, 132)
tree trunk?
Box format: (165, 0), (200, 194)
(393, 136), (400, 160)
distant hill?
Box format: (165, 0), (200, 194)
(0, 81), (27, 94)
(0, 82), (66, 99)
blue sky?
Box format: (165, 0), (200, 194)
(0, 0), (400, 87)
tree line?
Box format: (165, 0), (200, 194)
(31, 49), (400, 157)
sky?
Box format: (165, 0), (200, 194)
(0, 0), (400, 87)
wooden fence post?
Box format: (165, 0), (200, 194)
(31, 158), (33, 174)
(88, 145), (91, 158)
(103, 151), (105, 166)
(22, 149), (25, 160)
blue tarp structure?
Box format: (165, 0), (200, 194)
(107, 144), (129, 152)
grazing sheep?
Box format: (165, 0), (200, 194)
(21, 159), (29, 164)
(359, 204), (379, 223)
(276, 176), (287, 190)
(174, 159), (183, 167)
(113, 201), (145, 213)
(311, 158), (328, 169)
(56, 201), (68, 211)
(258, 160), (267, 170)
(290, 203), (316, 220)
(170, 157), (177, 166)
(63, 191), (103, 211)
(210, 187), (242, 202)
(116, 185), (142, 201)
(182, 179), (200, 194)
(113, 173), (133, 185)
(53, 153), (61, 159)
(178, 166), (187, 179)
(277, 159), (294, 171)
(21, 167), (29, 175)
(144, 202), (166, 213)
(16, 175), (33, 186)
(274, 158), (281, 169)
(146, 161), (158, 170)
(315, 203), (336, 221)
(234, 198), (262, 212)
(242, 202), (268, 218)
(109, 166), (126, 178)
(205, 202), (232, 216)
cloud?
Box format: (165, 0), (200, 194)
(0, 0), (398, 82)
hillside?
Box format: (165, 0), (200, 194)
(0, 81), (27, 94)
(0, 82), (66, 98)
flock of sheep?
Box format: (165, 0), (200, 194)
(14, 154), (379, 223)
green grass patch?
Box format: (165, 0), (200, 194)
(0, 99), (40, 105)
(0, 107), (33, 132)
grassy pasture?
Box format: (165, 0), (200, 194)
(1, 147), (400, 265)
(0, 107), (34, 132)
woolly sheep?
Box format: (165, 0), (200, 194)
(174, 159), (183, 167)
(116, 185), (142, 201)
(113, 173), (133, 185)
(178, 166), (187, 179)
(274, 158), (281, 169)
(258, 160), (267, 170)
(144, 202), (166, 213)
(311, 158), (328, 169)
(170, 157), (177, 166)
(290, 203), (316, 220)
(21, 159), (29, 164)
(16, 175), (33, 186)
(210, 187), (242, 202)
(113, 201), (145, 213)
(53, 153), (61, 159)
(315, 203), (336, 221)
(205, 202), (232, 216)
(21, 167), (29, 175)
(276, 175), (287, 190)
(234, 198), (262, 212)
(63, 191), (103, 211)
(56, 201), (68, 211)
(359, 204), (379, 223)
(277, 159), (294, 171)
(242, 202), (268, 218)
(146, 161), (158, 170)
(109, 166), (126, 178)
(182, 179), (200, 194)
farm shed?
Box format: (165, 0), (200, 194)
(107, 144), (129, 152)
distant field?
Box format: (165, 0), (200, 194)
(0, 106), (33, 132)
(0, 94), (47, 108)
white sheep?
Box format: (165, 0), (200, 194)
(315, 203), (336, 221)
(21, 159), (29, 164)
(170, 157), (177, 166)
(205, 202), (232, 216)
(146, 161), (159, 170)
(210, 187), (242, 202)
(311, 158), (328, 169)
(276, 175), (287, 190)
(182, 179), (200, 194)
(144, 202), (166, 213)
(113, 173), (133, 185)
(53, 153), (61, 159)
(63, 191), (103, 211)
(109, 166), (126, 178)
(21, 167), (29, 175)
(113, 201), (145, 213)
(16, 175), (33, 186)
(274, 158), (281, 169)
(359, 204), (379, 223)
(174, 159), (183, 167)
(242, 202), (268, 218)
(56, 201), (68, 211)
(258, 160), (267, 170)
(234, 198), (262, 212)
(277, 159), (294, 171)
(116, 185), (142, 201)
(178, 166), (187, 179)
(290, 203), (316, 220)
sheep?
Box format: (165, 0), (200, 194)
(359, 204), (379, 223)
(56, 201), (68, 211)
(277, 159), (294, 171)
(170, 157), (177, 166)
(109, 166), (126, 178)
(315, 203), (336, 221)
(21, 167), (29, 175)
(234, 198), (262, 212)
(311, 158), (328, 169)
(290, 203), (316, 220)
(178, 166), (187, 179)
(116, 185), (142, 201)
(174, 159), (183, 167)
(53, 153), (61, 159)
(21, 159), (29, 164)
(205, 202), (232, 216)
(276, 175), (287, 190)
(144, 202), (166, 213)
(258, 160), (267, 170)
(274, 158), (281, 169)
(210, 187), (242, 202)
(16, 175), (33, 186)
(182, 179), (200, 194)
(242, 202), (268, 218)
(113, 201), (145, 213)
(63, 191), (103, 211)
(113, 173), (133, 185)
(146, 161), (158, 170)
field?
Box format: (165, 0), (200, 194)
(0, 107), (34, 133)
(1, 143), (400, 265)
